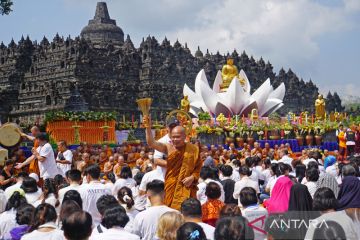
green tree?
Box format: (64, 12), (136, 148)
(0, 0), (13, 15)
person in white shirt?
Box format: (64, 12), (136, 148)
(303, 156), (317, 168)
(264, 163), (290, 197)
(91, 205), (140, 240)
(326, 163), (337, 177)
(90, 194), (120, 237)
(33, 178), (61, 213)
(261, 159), (272, 188)
(153, 118), (179, 178)
(117, 186), (139, 233)
(233, 166), (260, 205)
(20, 176), (42, 204)
(79, 164), (111, 225)
(305, 187), (358, 240)
(21, 203), (63, 240)
(180, 198), (215, 240)
(240, 187), (268, 240)
(0, 189), (6, 213)
(139, 167), (164, 195)
(131, 180), (176, 240)
(16, 133), (59, 180)
(153, 136), (168, 175)
(0, 190), (27, 239)
(230, 159), (241, 181)
(58, 169), (82, 203)
(56, 140), (73, 177)
(4, 171), (28, 200)
(29, 172), (39, 182)
(305, 167), (320, 198)
(278, 149), (293, 168)
(244, 157), (260, 183)
(196, 166), (225, 204)
(112, 166), (136, 196)
(254, 157), (265, 184)
(131, 172), (147, 211)
(63, 210), (93, 240)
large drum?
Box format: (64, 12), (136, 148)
(0, 123), (22, 148)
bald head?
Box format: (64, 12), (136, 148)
(170, 126), (186, 148)
(31, 126), (40, 136)
(31, 126), (39, 131)
(171, 126), (186, 136)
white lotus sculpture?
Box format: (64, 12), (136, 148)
(183, 69), (285, 117)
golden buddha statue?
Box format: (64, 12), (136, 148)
(315, 94), (326, 120)
(180, 95), (190, 112)
(220, 58), (239, 92)
(250, 108), (258, 121)
(329, 112), (335, 122)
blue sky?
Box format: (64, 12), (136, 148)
(1, 0), (359, 97)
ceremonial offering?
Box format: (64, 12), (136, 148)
(0, 123), (22, 147)
(183, 67), (285, 117)
(136, 98), (152, 128)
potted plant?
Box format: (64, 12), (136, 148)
(304, 124), (314, 146)
(314, 122), (325, 146)
(235, 123), (247, 148)
(268, 122), (280, 140)
(294, 129), (304, 146)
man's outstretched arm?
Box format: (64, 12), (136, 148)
(144, 115), (168, 154)
(15, 154), (35, 169)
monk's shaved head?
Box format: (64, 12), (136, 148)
(171, 126), (186, 136)
(30, 126), (40, 136)
(31, 126), (39, 132)
(170, 126), (186, 149)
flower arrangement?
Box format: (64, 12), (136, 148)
(196, 125), (224, 135)
(216, 113), (227, 126)
(194, 111), (350, 139)
(233, 122), (249, 138)
(45, 111), (117, 122)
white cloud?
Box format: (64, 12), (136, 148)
(163, 0), (356, 72)
(344, 0), (360, 12)
(4, 0), (356, 97)
(319, 82), (360, 98)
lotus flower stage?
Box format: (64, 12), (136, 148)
(183, 69), (285, 117)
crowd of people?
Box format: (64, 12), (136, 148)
(0, 121), (360, 240)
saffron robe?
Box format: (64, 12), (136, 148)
(29, 139), (40, 176)
(164, 143), (202, 210)
(202, 199), (225, 227)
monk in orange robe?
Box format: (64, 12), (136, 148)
(18, 126), (40, 176)
(338, 130), (347, 161)
(251, 142), (262, 156)
(144, 116), (202, 210)
(262, 142), (272, 159)
(29, 139), (40, 174)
